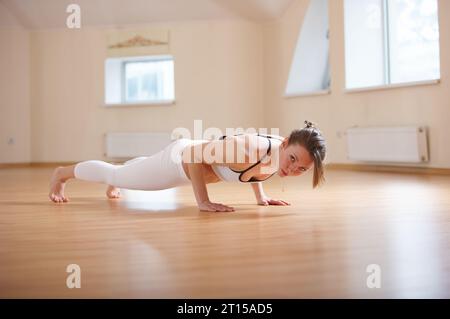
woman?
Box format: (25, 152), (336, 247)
(49, 121), (326, 212)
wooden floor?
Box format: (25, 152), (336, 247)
(0, 166), (449, 298)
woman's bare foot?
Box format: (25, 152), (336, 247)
(49, 167), (69, 203)
(106, 185), (121, 199)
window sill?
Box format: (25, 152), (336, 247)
(283, 89), (331, 98)
(105, 100), (175, 107)
(345, 79), (440, 93)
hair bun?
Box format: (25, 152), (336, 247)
(304, 120), (315, 129)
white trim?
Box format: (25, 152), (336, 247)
(105, 100), (175, 107)
(344, 79), (440, 93)
(284, 89), (331, 98)
(115, 55), (173, 63)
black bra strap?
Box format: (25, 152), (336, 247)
(218, 134), (273, 182)
(237, 137), (272, 182)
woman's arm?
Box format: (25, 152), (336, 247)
(184, 142), (235, 212)
(251, 182), (291, 206)
(187, 163), (233, 212)
(251, 182), (267, 201)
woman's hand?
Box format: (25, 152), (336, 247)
(198, 200), (235, 212)
(257, 195), (290, 206)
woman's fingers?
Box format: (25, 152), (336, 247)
(223, 205), (234, 211)
(199, 202), (218, 212)
(215, 203), (234, 212)
(268, 199), (290, 206)
(214, 205), (227, 212)
(199, 202), (235, 212)
(201, 199), (291, 211)
(201, 199), (292, 211)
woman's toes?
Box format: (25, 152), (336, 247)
(106, 187), (121, 199)
(49, 193), (67, 203)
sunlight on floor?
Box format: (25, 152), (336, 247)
(382, 181), (446, 297)
(120, 188), (180, 212)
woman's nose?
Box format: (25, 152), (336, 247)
(288, 165), (300, 175)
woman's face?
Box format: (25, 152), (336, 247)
(278, 140), (313, 177)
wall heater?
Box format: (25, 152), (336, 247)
(105, 132), (173, 159)
(346, 126), (429, 163)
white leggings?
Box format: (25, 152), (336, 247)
(74, 138), (206, 190)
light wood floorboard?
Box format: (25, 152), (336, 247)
(0, 167), (449, 298)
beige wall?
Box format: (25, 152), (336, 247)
(2, 0), (449, 168)
(263, 0), (450, 168)
(0, 2), (31, 163)
(30, 19), (263, 162)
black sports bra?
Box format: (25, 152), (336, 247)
(216, 133), (276, 183)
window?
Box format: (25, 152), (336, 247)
(344, 0), (440, 90)
(105, 55), (174, 105)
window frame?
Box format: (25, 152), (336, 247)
(104, 55), (175, 107)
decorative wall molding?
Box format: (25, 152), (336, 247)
(108, 35), (169, 49)
(106, 29), (170, 57)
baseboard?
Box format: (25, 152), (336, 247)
(0, 162), (77, 169)
(0, 161), (124, 169)
(325, 163), (450, 175)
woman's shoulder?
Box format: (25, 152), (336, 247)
(261, 133), (285, 141)
(233, 134), (279, 158)
(234, 132), (284, 139)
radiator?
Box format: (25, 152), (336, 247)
(346, 126), (429, 163)
(105, 132), (174, 159)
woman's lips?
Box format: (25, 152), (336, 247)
(281, 169), (287, 176)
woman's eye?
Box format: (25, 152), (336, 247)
(290, 155), (295, 162)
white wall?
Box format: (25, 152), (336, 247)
(29, 19), (264, 162)
(0, 2), (31, 163)
(2, 0), (450, 169)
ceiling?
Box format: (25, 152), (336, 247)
(1, 0), (294, 29)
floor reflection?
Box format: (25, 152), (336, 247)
(126, 240), (172, 294)
(120, 188), (180, 212)
(384, 181), (446, 298)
